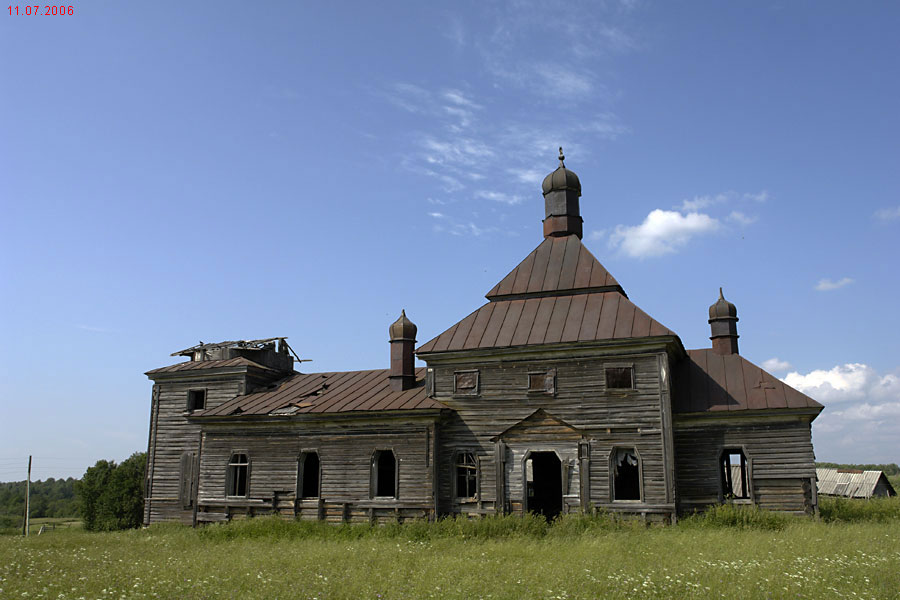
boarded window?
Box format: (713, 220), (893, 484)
(605, 367), (634, 390)
(528, 371), (555, 394)
(300, 452), (320, 499)
(721, 449), (750, 500)
(613, 448), (640, 501)
(373, 450), (397, 498)
(187, 389), (206, 412)
(179, 451), (195, 509)
(226, 453), (249, 497)
(455, 452), (477, 498)
(454, 371), (479, 395)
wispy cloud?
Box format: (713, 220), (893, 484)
(475, 190), (523, 205)
(609, 209), (720, 258)
(427, 212), (445, 219)
(874, 206), (900, 221)
(815, 277), (853, 291)
(728, 211), (758, 226)
(762, 357), (792, 372)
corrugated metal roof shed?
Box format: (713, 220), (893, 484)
(816, 468), (897, 498)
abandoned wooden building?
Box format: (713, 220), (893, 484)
(143, 150), (823, 526)
(816, 468), (896, 499)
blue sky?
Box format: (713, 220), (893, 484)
(1, 1), (898, 481)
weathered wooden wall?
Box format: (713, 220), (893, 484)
(430, 349), (674, 518)
(195, 418), (437, 524)
(144, 369), (267, 525)
(672, 417), (817, 514)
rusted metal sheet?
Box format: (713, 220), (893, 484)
(198, 368), (440, 417)
(485, 235), (624, 301)
(672, 350), (822, 414)
(816, 468), (897, 498)
(145, 357), (272, 375)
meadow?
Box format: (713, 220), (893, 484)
(1, 502), (898, 600)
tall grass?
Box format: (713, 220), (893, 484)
(679, 503), (792, 530)
(819, 495), (900, 522)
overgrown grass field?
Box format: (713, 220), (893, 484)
(1, 501), (898, 599)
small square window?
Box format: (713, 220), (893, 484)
(454, 371), (479, 395)
(528, 371), (555, 394)
(605, 367), (633, 390)
(187, 389), (206, 412)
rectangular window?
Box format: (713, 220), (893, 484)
(455, 452), (478, 499)
(605, 367), (634, 390)
(187, 389), (206, 412)
(454, 370), (479, 396)
(227, 453), (249, 497)
(528, 371), (555, 394)
(721, 450), (750, 500)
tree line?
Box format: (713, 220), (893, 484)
(0, 452), (146, 533)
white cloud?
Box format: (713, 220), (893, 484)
(743, 190), (769, 203)
(608, 209), (720, 258)
(784, 363), (900, 462)
(427, 212), (445, 218)
(680, 193), (729, 212)
(588, 229), (607, 241)
(507, 168), (544, 185)
(874, 206), (900, 221)
(762, 357), (792, 372)
(727, 211), (758, 226)
(475, 190), (523, 205)
(815, 277), (853, 291)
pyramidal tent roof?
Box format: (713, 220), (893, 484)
(418, 234), (676, 354)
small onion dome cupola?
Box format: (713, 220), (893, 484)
(389, 310), (417, 392)
(389, 309), (418, 341)
(541, 147), (583, 239)
(708, 288), (739, 355)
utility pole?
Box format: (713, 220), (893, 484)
(22, 455), (31, 537)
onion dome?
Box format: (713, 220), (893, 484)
(542, 147), (581, 195)
(709, 288), (738, 320)
(389, 309), (417, 341)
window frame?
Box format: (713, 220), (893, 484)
(225, 452), (251, 498)
(605, 364), (635, 392)
(719, 447), (753, 503)
(609, 446), (643, 503)
(297, 450), (321, 500)
(527, 369), (556, 395)
(186, 388), (207, 413)
(453, 369), (480, 397)
(370, 449), (399, 499)
(453, 450), (480, 501)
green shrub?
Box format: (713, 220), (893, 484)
(819, 495), (900, 522)
(679, 503), (792, 531)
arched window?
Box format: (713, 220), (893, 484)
(455, 452), (478, 498)
(612, 448), (641, 501)
(372, 450), (397, 498)
(226, 453), (249, 497)
(299, 452), (320, 499)
(721, 449), (750, 500)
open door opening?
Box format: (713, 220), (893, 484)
(525, 452), (562, 520)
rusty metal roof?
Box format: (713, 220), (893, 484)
(199, 367), (442, 417)
(418, 292), (675, 354)
(146, 357), (275, 375)
(673, 349), (823, 414)
(485, 235), (624, 300)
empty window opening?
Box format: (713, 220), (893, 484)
(525, 452), (563, 520)
(721, 450), (750, 500)
(613, 448), (640, 501)
(606, 367), (634, 390)
(455, 452), (477, 498)
(374, 450), (397, 498)
(454, 371), (479, 395)
(528, 371), (555, 394)
(227, 453), (249, 497)
(300, 452), (320, 499)
(187, 389), (206, 412)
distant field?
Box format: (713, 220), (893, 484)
(1, 508), (898, 600)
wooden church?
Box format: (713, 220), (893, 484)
(143, 151), (823, 526)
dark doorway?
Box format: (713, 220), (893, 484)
(526, 452), (562, 520)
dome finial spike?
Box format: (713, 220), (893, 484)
(719, 287), (724, 300)
(558, 146), (565, 167)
